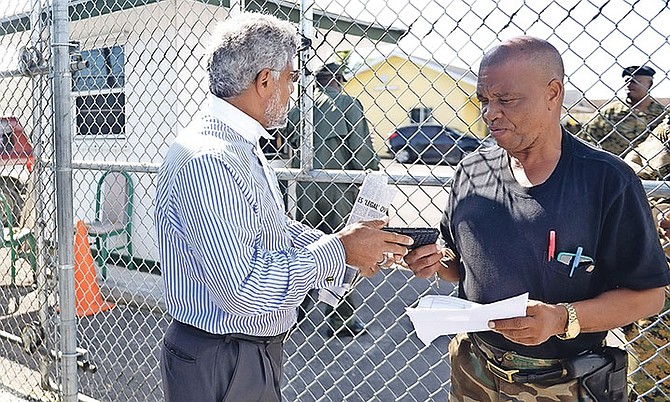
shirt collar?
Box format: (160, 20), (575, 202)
(207, 94), (274, 143)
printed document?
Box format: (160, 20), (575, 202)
(318, 172), (398, 306)
(345, 172), (398, 224)
(405, 293), (529, 345)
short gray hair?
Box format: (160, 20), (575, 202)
(206, 12), (299, 98)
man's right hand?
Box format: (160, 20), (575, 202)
(336, 220), (414, 277)
(405, 245), (461, 282)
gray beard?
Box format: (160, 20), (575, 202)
(265, 89), (288, 129)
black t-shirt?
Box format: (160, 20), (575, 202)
(441, 130), (670, 359)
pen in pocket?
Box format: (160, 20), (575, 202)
(556, 252), (593, 266)
(547, 230), (556, 261)
(569, 246), (583, 278)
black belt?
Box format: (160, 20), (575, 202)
(174, 321), (287, 345)
(469, 334), (608, 384)
(225, 332), (287, 345)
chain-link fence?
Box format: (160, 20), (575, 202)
(0, 0), (669, 401)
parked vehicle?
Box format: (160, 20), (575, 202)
(0, 116), (33, 224)
(386, 123), (489, 165)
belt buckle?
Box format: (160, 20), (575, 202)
(486, 360), (519, 383)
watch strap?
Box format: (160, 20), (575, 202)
(556, 302), (579, 340)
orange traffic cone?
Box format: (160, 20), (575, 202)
(74, 220), (114, 317)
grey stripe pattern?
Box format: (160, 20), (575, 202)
(155, 112), (346, 336)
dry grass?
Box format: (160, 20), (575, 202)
(626, 291), (670, 401)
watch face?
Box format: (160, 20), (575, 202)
(566, 320), (580, 338)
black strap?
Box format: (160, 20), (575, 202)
(603, 346), (627, 371)
(226, 332), (286, 345)
(562, 352), (610, 378)
(513, 368), (566, 384)
(603, 346), (629, 399)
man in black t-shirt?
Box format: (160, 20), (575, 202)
(405, 37), (670, 401)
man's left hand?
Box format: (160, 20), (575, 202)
(487, 300), (566, 346)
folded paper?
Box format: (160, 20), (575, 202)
(406, 293), (529, 345)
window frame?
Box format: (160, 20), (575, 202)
(71, 44), (126, 139)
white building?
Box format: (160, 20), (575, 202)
(0, 0), (405, 267)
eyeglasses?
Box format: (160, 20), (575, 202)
(268, 69), (301, 83)
(288, 70), (300, 83)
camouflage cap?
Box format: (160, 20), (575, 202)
(315, 62), (347, 81)
(622, 65), (656, 77)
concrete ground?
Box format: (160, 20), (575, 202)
(2, 252), (456, 401)
(0, 254), (165, 402)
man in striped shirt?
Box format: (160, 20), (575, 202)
(154, 12), (413, 402)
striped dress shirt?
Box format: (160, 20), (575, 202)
(155, 95), (347, 336)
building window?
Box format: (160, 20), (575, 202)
(72, 45), (125, 136)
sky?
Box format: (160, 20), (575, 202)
(2, 0), (669, 100)
(316, 0), (670, 100)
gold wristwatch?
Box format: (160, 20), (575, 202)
(556, 302), (580, 340)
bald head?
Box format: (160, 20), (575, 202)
(476, 36), (565, 154)
(480, 36), (564, 85)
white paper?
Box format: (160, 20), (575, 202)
(318, 172), (398, 306)
(405, 293), (529, 345)
(346, 172), (398, 225)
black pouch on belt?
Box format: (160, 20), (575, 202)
(580, 346), (628, 402)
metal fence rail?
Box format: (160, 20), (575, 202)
(0, 0), (668, 401)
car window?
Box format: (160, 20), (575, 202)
(419, 125), (442, 137)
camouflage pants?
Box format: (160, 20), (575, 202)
(448, 334), (595, 402)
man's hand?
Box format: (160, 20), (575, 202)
(404, 244), (442, 278)
(655, 120), (670, 143)
(336, 220), (414, 277)
(404, 245), (460, 282)
(487, 300), (566, 346)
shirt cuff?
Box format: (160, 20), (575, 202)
(306, 234), (347, 288)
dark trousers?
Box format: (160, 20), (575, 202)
(161, 321), (284, 402)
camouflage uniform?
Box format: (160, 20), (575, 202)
(649, 116), (670, 179)
(624, 115), (670, 180)
(581, 99), (666, 156)
(287, 84), (379, 233)
(285, 82), (378, 333)
(449, 334), (594, 402)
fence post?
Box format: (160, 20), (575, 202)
(52, 0), (79, 400)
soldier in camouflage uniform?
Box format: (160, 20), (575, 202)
(625, 115), (670, 180)
(404, 37), (670, 402)
(286, 63), (378, 338)
(581, 65), (667, 157)
(624, 115), (670, 252)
